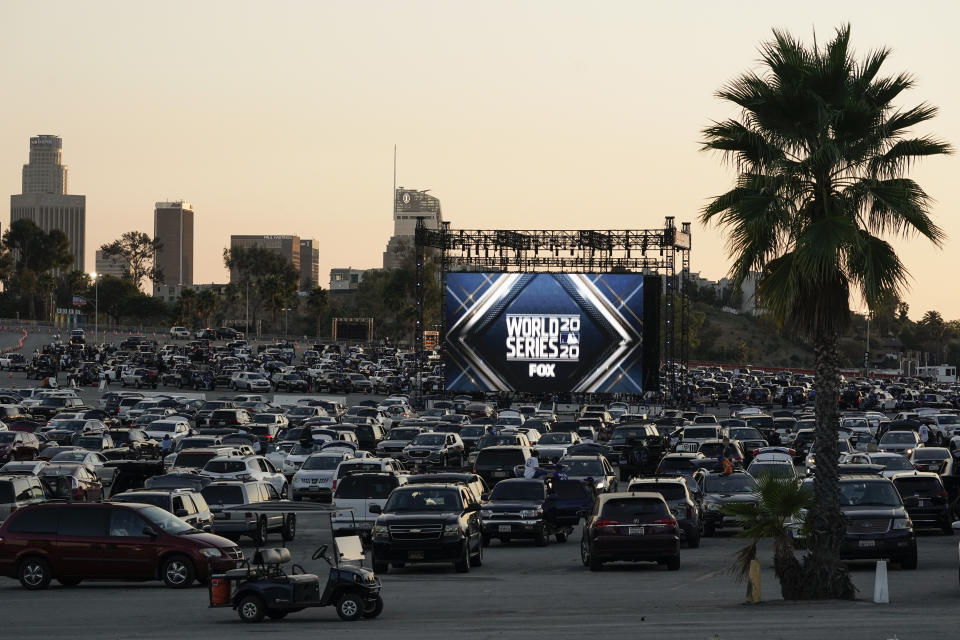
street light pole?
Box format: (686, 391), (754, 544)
(245, 280), (249, 338)
(282, 307), (291, 339)
(90, 272), (99, 344)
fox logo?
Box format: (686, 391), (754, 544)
(528, 363), (556, 378)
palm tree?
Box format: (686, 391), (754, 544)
(723, 476), (810, 600)
(701, 25), (950, 599)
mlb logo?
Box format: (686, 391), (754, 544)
(560, 333), (579, 346)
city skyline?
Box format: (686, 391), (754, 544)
(2, 2), (959, 318)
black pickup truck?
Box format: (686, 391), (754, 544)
(479, 477), (594, 546)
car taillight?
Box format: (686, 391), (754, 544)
(472, 464), (477, 474)
(940, 489), (949, 498)
(332, 479), (338, 490)
(245, 512), (253, 518)
(686, 505), (694, 519)
(592, 519), (617, 529)
(788, 449), (795, 456)
(752, 449), (759, 456)
(653, 517), (678, 526)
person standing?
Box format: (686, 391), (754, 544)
(918, 422), (930, 446)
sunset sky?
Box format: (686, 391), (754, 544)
(2, 1), (958, 319)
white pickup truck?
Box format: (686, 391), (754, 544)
(121, 367), (157, 389)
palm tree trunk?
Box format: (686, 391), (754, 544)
(802, 329), (855, 599)
(772, 535), (804, 600)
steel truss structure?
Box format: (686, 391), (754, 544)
(415, 217), (692, 401)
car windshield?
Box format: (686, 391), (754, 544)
(289, 407), (315, 416)
(151, 424), (177, 433)
(252, 415), (277, 424)
(628, 482), (686, 500)
(563, 459), (605, 476)
(335, 476), (398, 499)
(703, 474), (758, 494)
(875, 455), (914, 470)
(174, 452), (217, 468)
(302, 456), (342, 470)
(203, 460), (246, 473)
(881, 432), (915, 444)
(659, 457), (696, 472)
(139, 505), (197, 534)
(912, 449), (949, 461)
(728, 428), (764, 440)
(936, 415), (960, 425)
(412, 434), (446, 446)
(748, 462), (795, 479)
(840, 481), (902, 507)
(684, 427), (719, 439)
(537, 433), (571, 445)
(489, 481), (544, 501)
(600, 497), (669, 523)
(460, 427), (486, 438)
(201, 485), (246, 505)
(112, 493), (168, 509)
(0, 432), (17, 443)
(383, 488), (462, 512)
(75, 437), (104, 449)
(894, 477), (944, 497)
(39, 466), (77, 478)
(50, 452), (90, 462)
(387, 429), (421, 441)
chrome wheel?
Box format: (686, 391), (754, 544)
(165, 560), (187, 585)
(22, 563), (45, 587)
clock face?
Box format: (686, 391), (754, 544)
(402, 193), (412, 205)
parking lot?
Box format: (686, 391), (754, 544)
(1, 328), (958, 639)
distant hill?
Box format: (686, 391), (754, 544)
(689, 302), (815, 369)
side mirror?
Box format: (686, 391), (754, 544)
(142, 526), (158, 539)
(368, 504), (382, 514)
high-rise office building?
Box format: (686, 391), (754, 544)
(383, 187), (443, 269)
(10, 135), (85, 271)
(229, 235), (300, 282)
(299, 238), (319, 291)
(153, 201), (194, 292)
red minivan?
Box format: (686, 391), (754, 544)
(0, 502), (242, 589)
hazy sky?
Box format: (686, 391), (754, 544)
(2, 1), (958, 319)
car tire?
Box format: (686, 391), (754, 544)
(252, 517), (268, 546)
(362, 595), (384, 619)
(336, 592), (365, 621)
(687, 528), (701, 549)
(942, 520), (954, 536)
(373, 555), (389, 574)
(237, 594), (266, 623)
(454, 543), (470, 573)
(666, 554), (681, 571)
(703, 522), (715, 537)
(57, 577), (82, 587)
(161, 554), (195, 588)
(900, 549), (918, 570)
(282, 514), (296, 541)
(556, 532), (567, 543)
(580, 538), (590, 566)
(481, 534), (491, 547)
(589, 555), (603, 572)
(470, 540), (483, 567)
(19, 557), (51, 590)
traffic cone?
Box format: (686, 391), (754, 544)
(873, 560), (889, 603)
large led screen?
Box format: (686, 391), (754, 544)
(444, 273), (654, 393)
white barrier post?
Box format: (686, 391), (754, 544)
(873, 559), (889, 603)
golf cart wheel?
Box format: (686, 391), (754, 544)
(281, 514), (296, 541)
(237, 595), (266, 623)
(336, 592), (364, 621)
(362, 596), (384, 619)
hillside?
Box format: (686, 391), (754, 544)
(689, 302), (815, 369)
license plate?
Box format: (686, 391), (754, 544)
(408, 551), (424, 560)
(498, 525), (512, 533)
(858, 540), (875, 548)
(917, 499), (925, 506)
(629, 527), (645, 536)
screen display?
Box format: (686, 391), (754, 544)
(444, 273), (647, 393)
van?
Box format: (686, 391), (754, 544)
(0, 502), (242, 589)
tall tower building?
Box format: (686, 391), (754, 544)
(299, 238), (319, 291)
(153, 201), (194, 291)
(9, 135), (86, 271)
(383, 187), (443, 269)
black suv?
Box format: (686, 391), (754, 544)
(891, 472), (953, 534)
(694, 470), (759, 536)
(479, 477), (586, 546)
(793, 475), (917, 569)
(473, 446), (535, 487)
(370, 483), (483, 573)
(401, 432), (465, 468)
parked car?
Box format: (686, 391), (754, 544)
(580, 492), (681, 571)
(401, 432), (465, 469)
(0, 502), (243, 588)
(331, 472), (408, 539)
(0, 431), (41, 462)
(890, 471), (953, 534)
(202, 480), (294, 545)
(290, 451), (354, 502)
(110, 488), (214, 531)
(370, 483), (483, 573)
(201, 456), (287, 498)
(626, 476), (702, 547)
(0, 474), (49, 520)
(473, 446), (535, 487)
(694, 470), (759, 536)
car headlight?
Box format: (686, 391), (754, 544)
(479, 509), (492, 519)
(520, 509), (542, 519)
(892, 517), (912, 530)
(704, 501), (720, 512)
(199, 547), (223, 558)
(905, 449), (914, 456)
(372, 524), (389, 539)
(442, 523), (462, 537)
